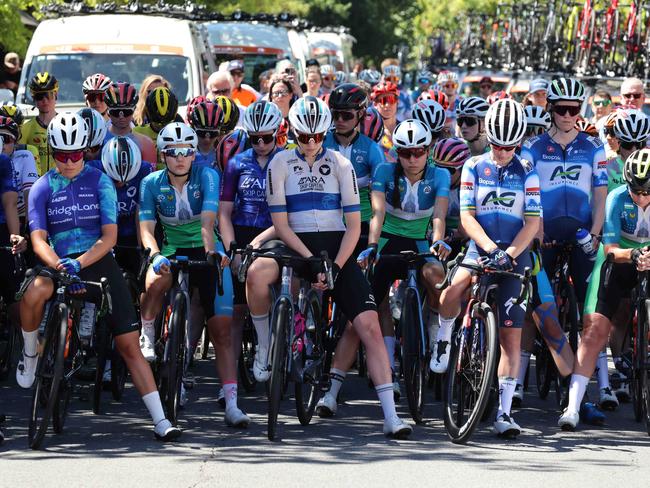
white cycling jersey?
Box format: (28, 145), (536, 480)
(11, 149), (38, 217)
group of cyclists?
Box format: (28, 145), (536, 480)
(1, 57), (649, 445)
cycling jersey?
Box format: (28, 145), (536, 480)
(139, 165), (219, 256)
(132, 124), (158, 142)
(603, 185), (650, 249)
(606, 156), (625, 193)
(371, 162), (450, 239)
(520, 132), (607, 239)
(397, 91), (412, 122)
(266, 148), (360, 233)
(446, 185), (460, 234)
(28, 165), (117, 258)
(87, 160), (152, 239)
(10, 149), (38, 217)
(323, 131), (385, 222)
(0, 154), (17, 225)
(460, 152), (541, 247)
(19, 117), (52, 176)
(194, 148), (217, 171)
(220, 147), (282, 229)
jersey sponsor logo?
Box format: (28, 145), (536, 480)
(541, 154), (561, 161)
(546, 145), (555, 153)
(51, 195), (68, 203)
(292, 165), (303, 174)
(78, 193), (94, 198)
(126, 186), (137, 198)
(550, 164), (581, 181)
(193, 190), (201, 199)
(298, 175), (326, 191)
(481, 190), (516, 207)
(483, 167), (492, 177)
(240, 176), (265, 189)
(118, 199), (138, 214)
(157, 194), (165, 202)
(478, 177), (494, 186)
(47, 202), (100, 216)
(319, 164), (331, 176)
(423, 185), (432, 194)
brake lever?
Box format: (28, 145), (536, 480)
(320, 251), (334, 290)
(237, 245), (253, 284)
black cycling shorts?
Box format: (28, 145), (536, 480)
(170, 247), (219, 320)
(261, 231), (376, 321)
(0, 225), (20, 304)
(593, 261), (636, 320)
(113, 235), (143, 279)
(232, 225), (266, 305)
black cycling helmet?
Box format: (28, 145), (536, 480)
(145, 87), (179, 125)
(328, 83), (368, 111)
(29, 72), (58, 93)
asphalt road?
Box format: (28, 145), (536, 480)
(1, 354), (650, 488)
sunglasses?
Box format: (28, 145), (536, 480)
(52, 150), (85, 163)
(322, 76), (335, 82)
(457, 116), (478, 127)
(553, 105), (581, 116)
(376, 95), (397, 105)
(108, 108), (134, 118)
(331, 110), (357, 121)
(33, 92), (53, 101)
(619, 140), (646, 151)
(442, 83), (457, 89)
(196, 129), (219, 139)
(418, 78), (431, 84)
(592, 99), (612, 107)
(296, 132), (325, 144)
(480, 84), (493, 89)
(385, 76), (400, 83)
(396, 147), (428, 159)
(250, 133), (276, 145)
(631, 188), (650, 196)
(272, 90), (290, 99)
(230, 70), (244, 77)
(623, 92), (644, 99)
(605, 127), (616, 137)
(491, 143), (517, 152)
(526, 126), (546, 136)
(85, 93), (105, 103)
(162, 147), (196, 158)
(210, 88), (230, 96)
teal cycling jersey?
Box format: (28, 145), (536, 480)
(371, 162), (450, 239)
(323, 131), (385, 222)
(603, 185), (650, 249)
(139, 165), (220, 256)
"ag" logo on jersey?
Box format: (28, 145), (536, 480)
(481, 191), (516, 207)
(550, 165), (581, 181)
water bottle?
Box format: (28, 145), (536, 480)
(576, 228), (597, 261)
(79, 302), (96, 342)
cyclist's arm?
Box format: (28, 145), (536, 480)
(201, 210), (217, 254)
(336, 156), (362, 267)
(590, 186), (607, 237)
(139, 220), (160, 255)
(31, 229), (60, 267)
(337, 210), (361, 267)
(271, 212), (312, 257)
(218, 158), (239, 252)
(76, 224), (118, 269)
(368, 190), (385, 245)
(506, 215), (540, 260)
(459, 160), (497, 251)
(431, 195), (448, 243)
(135, 206), (142, 246)
(602, 189), (633, 263)
(602, 243), (634, 263)
(200, 167), (220, 253)
(138, 175), (160, 254)
(218, 202), (236, 252)
(2, 191), (20, 236)
(250, 226), (276, 248)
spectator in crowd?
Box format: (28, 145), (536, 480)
(258, 69), (274, 98)
(134, 75), (171, 126)
(305, 67), (322, 98)
(227, 59), (259, 107)
(620, 77), (646, 110)
(320, 64), (337, 95)
(478, 76), (493, 99)
(524, 78), (548, 108)
(268, 77), (295, 119)
(590, 89), (613, 125)
(206, 70), (234, 100)
(411, 70), (434, 103)
(0, 53), (21, 94)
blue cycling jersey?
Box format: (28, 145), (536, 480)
(28, 165), (117, 258)
(371, 162), (450, 239)
(520, 132), (607, 240)
(220, 147), (281, 229)
(87, 160), (153, 239)
(139, 165), (220, 256)
(460, 152), (541, 247)
(0, 155), (17, 225)
(323, 131), (385, 222)
(194, 148), (217, 171)
(603, 185), (650, 249)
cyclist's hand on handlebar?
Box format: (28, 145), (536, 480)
(229, 253), (242, 273)
(57, 257), (81, 274)
(66, 275), (86, 295)
(356, 244), (378, 269)
(312, 272), (329, 291)
(633, 247), (650, 271)
(152, 254), (170, 275)
(207, 250), (230, 268)
(431, 240), (452, 260)
(479, 248), (514, 271)
(10, 234), (26, 254)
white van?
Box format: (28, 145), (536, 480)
(17, 14), (216, 116)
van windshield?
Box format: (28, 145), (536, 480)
(21, 53), (192, 104)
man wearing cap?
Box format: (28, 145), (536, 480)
(227, 59), (259, 108)
(526, 78), (548, 108)
(478, 76), (493, 99)
(0, 53), (21, 94)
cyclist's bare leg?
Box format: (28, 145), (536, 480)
(532, 302), (574, 376)
(421, 261), (445, 309)
(207, 315), (236, 384)
(245, 257), (278, 316)
(141, 267), (172, 320)
(19, 276), (53, 333)
(351, 310), (392, 386)
(608, 300), (632, 358)
(574, 313), (612, 378)
(115, 331), (157, 394)
(231, 304), (246, 361)
(378, 297), (396, 372)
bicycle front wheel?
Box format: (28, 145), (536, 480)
(641, 299), (650, 434)
(443, 306), (498, 444)
(238, 315), (257, 393)
(295, 290), (322, 426)
(268, 299), (291, 441)
(400, 288), (426, 424)
(165, 293), (187, 425)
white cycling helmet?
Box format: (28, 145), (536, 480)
(289, 96), (332, 135)
(335, 71), (347, 85)
(411, 100), (446, 134)
(437, 70), (458, 85)
(243, 101), (283, 134)
(156, 122), (198, 151)
(359, 69), (381, 85)
(547, 77), (586, 103)
(77, 108), (107, 148)
(457, 97), (490, 118)
(82, 73), (112, 94)
(101, 136), (142, 184)
(614, 109), (650, 143)
(485, 99), (527, 146)
(392, 119), (432, 149)
(320, 64), (336, 77)
(48, 112), (89, 151)
(524, 105), (552, 129)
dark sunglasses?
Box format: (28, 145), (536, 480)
(250, 133), (276, 145)
(491, 143), (517, 151)
(322, 76), (335, 82)
(480, 84), (493, 89)
(296, 132), (325, 144)
(623, 92), (644, 100)
(605, 127), (616, 137)
(631, 188), (650, 196)
(418, 78), (432, 84)
(162, 147), (195, 158)
(52, 150), (85, 163)
(553, 105), (581, 116)
(457, 116), (478, 127)
(396, 147), (428, 159)
(331, 110), (357, 121)
(526, 126), (546, 136)
(619, 140), (646, 151)
(33, 92), (53, 101)
(108, 108), (134, 118)
(376, 95), (397, 105)
(85, 93), (105, 103)
(230, 70), (244, 77)
(592, 99), (612, 107)
(196, 129), (219, 139)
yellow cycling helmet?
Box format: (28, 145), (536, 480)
(145, 87), (179, 125)
(29, 72), (59, 93)
(214, 95), (240, 133)
(624, 148), (650, 191)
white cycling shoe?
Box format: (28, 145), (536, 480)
(494, 413), (521, 437)
(253, 345), (271, 382)
(598, 387), (619, 411)
(316, 392), (338, 417)
(140, 331), (155, 362)
(429, 340), (451, 374)
(558, 409), (579, 431)
(154, 419), (181, 442)
(225, 407), (250, 428)
(383, 415), (412, 439)
(16, 351), (38, 389)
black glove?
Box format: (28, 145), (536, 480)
(309, 259), (323, 283)
(331, 262), (341, 283)
(631, 247), (645, 266)
(484, 248), (514, 271)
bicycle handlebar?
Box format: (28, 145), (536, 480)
(0, 246), (26, 277)
(168, 256), (224, 296)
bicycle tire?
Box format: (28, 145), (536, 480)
(93, 318), (109, 414)
(200, 326), (210, 360)
(443, 305), (498, 444)
(238, 315), (257, 393)
(642, 299), (650, 434)
(0, 301), (17, 381)
(166, 293), (187, 425)
(401, 288), (426, 424)
(535, 340), (554, 399)
(28, 303), (67, 449)
(111, 350), (128, 401)
(295, 290), (322, 426)
(53, 315), (78, 434)
(268, 298), (291, 441)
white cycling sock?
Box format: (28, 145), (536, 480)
(596, 351), (610, 389)
(22, 329), (38, 357)
(567, 374), (589, 414)
(142, 391), (165, 425)
(251, 313), (270, 352)
(517, 351), (532, 386)
(497, 376), (517, 417)
(437, 316), (456, 343)
(223, 381), (238, 411)
(141, 317), (155, 338)
(383, 336), (396, 372)
(328, 368), (346, 398)
(375, 383), (397, 420)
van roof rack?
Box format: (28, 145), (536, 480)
(41, 1), (313, 29)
